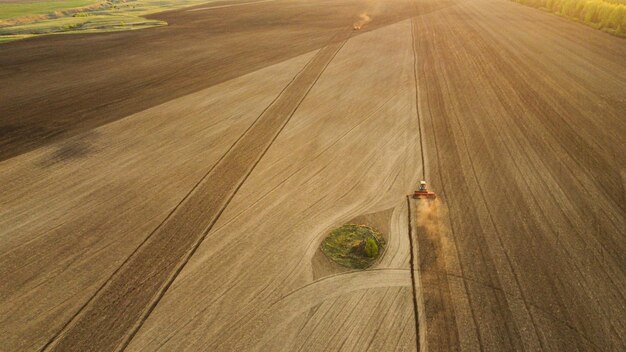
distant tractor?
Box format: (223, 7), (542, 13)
(413, 180), (436, 199)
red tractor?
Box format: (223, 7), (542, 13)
(413, 181), (436, 199)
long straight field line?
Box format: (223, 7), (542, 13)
(41, 37), (348, 352)
(407, 10), (424, 352)
(409, 12), (426, 181)
(405, 196), (421, 352)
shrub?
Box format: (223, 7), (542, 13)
(363, 237), (379, 258)
(320, 224), (385, 269)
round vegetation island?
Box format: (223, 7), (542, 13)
(321, 224), (385, 269)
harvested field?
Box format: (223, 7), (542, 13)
(0, 0), (625, 351)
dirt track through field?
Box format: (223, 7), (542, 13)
(43, 36), (348, 352)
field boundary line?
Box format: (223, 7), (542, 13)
(410, 16), (426, 181)
(406, 196), (421, 352)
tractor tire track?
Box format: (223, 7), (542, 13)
(405, 196), (421, 352)
(42, 38), (348, 352)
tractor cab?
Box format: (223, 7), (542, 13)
(413, 180), (436, 199)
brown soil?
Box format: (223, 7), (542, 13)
(0, 0), (411, 161)
(1, 0), (624, 351)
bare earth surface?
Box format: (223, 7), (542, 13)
(0, 0), (625, 351)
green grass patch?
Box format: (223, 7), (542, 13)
(0, 0), (217, 43)
(0, 0), (98, 20)
(0, 34), (33, 43)
(320, 224), (385, 269)
(512, 0), (626, 37)
(0, 14), (164, 36)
